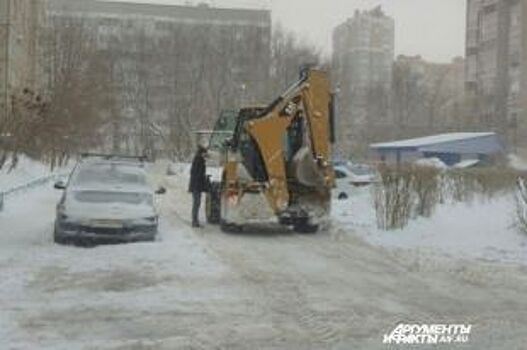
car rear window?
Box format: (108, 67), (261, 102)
(351, 165), (373, 176)
(73, 163), (147, 186)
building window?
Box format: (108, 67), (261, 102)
(483, 4), (497, 14)
(466, 47), (478, 56)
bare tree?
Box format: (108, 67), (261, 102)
(270, 24), (321, 93)
(0, 18), (116, 170)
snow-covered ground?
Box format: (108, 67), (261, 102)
(0, 181), (237, 350)
(0, 156), (58, 191)
(334, 186), (527, 265)
(509, 154), (527, 171)
(1, 161), (527, 349)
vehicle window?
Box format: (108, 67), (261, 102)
(208, 110), (237, 151)
(335, 169), (347, 179)
(351, 166), (373, 176)
(73, 164), (146, 186)
(74, 191), (152, 205)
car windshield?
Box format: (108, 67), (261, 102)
(351, 165), (374, 176)
(74, 191), (152, 205)
(73, 163), (147, 186)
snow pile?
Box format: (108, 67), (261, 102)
(166, 162), (188, 176)
(414, 157), (448, 169)
(0, 156), (54, 191)
(508, 154), (527, 171)
(334, 187), (527, 265)
(414, 157), (480, 169)
(452, 159), (480, 169)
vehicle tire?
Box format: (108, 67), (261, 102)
(338, 192), (348, 200)
(206, 182), (222, 224)
(220, 220), (243, 233)
(293, 220), (319, 234)
(53, 226), (69, 245)
(53, 235), (67, 245)
(145, 235), (156, 242)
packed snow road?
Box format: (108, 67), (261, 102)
(1, 170), (527, 349)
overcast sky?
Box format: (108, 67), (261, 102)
(106, 0), (467, 63)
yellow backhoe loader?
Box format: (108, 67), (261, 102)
(205, 68), (335, 233)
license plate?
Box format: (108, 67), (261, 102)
(91, 220), (123, 229)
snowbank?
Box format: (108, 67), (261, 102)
(414, 157), (448, 169)
(0, 156), (55, 191)
(334, 187), (527, 265)
(508, 154), (527, 171)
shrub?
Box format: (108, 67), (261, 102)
(374, 165), (441, 230)
(374, 165), (523, 231)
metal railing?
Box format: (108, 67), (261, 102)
(517, 177), (527, 233)
(0, 174), (65, 212)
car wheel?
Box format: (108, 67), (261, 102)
(53, 235), (67, 245)
(206, 182), (222, 224)
(220, 220), (243, 233)
(53, 226), (69, 245)
(293, 220), (319, 234)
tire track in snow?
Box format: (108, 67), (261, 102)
(162, 186), (343, 346)
(194, 229), (345, 346)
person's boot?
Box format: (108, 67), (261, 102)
(192, 221), (201, 228)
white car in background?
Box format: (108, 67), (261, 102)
(334, 164), (381, 200)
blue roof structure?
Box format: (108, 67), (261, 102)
(370, 132), (504, 155)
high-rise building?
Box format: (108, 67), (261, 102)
(41, 0), (271, 154)
(332, 6), (395, 155)
(465, 0), (527, 148)
(0, 0), (41, 124)
(393, 55), (466, 135)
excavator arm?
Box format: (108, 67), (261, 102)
(245, 69), (335, 213)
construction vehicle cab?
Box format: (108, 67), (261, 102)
(205, 68), (335, 233)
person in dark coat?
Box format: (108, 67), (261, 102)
(189, 145), (208, 227)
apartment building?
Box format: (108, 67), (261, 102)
(332, 6), (395, 155)
(465, 0), (527, 147)
(43, 0), (272, 154)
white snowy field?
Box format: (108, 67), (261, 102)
(0, 162), (526, 349)
(0, 156), (61, 191)
(334, 186), (527, 266)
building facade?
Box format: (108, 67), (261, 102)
(332, 6), (395, 156)
(465, 0), (527, 148)
(393, 55), (466, 136)
(0, 0), (41, 124)
(42, 0), (271, 155)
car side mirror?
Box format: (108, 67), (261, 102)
(54, 180), (66, 190)
(156, 186), (167, 195)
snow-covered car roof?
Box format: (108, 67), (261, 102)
(69, 161), (151, 193)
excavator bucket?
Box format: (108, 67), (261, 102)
(292, 146), (326, 189)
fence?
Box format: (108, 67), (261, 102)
(0, 174), (64, 212)
(517, 178), (527, 233)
